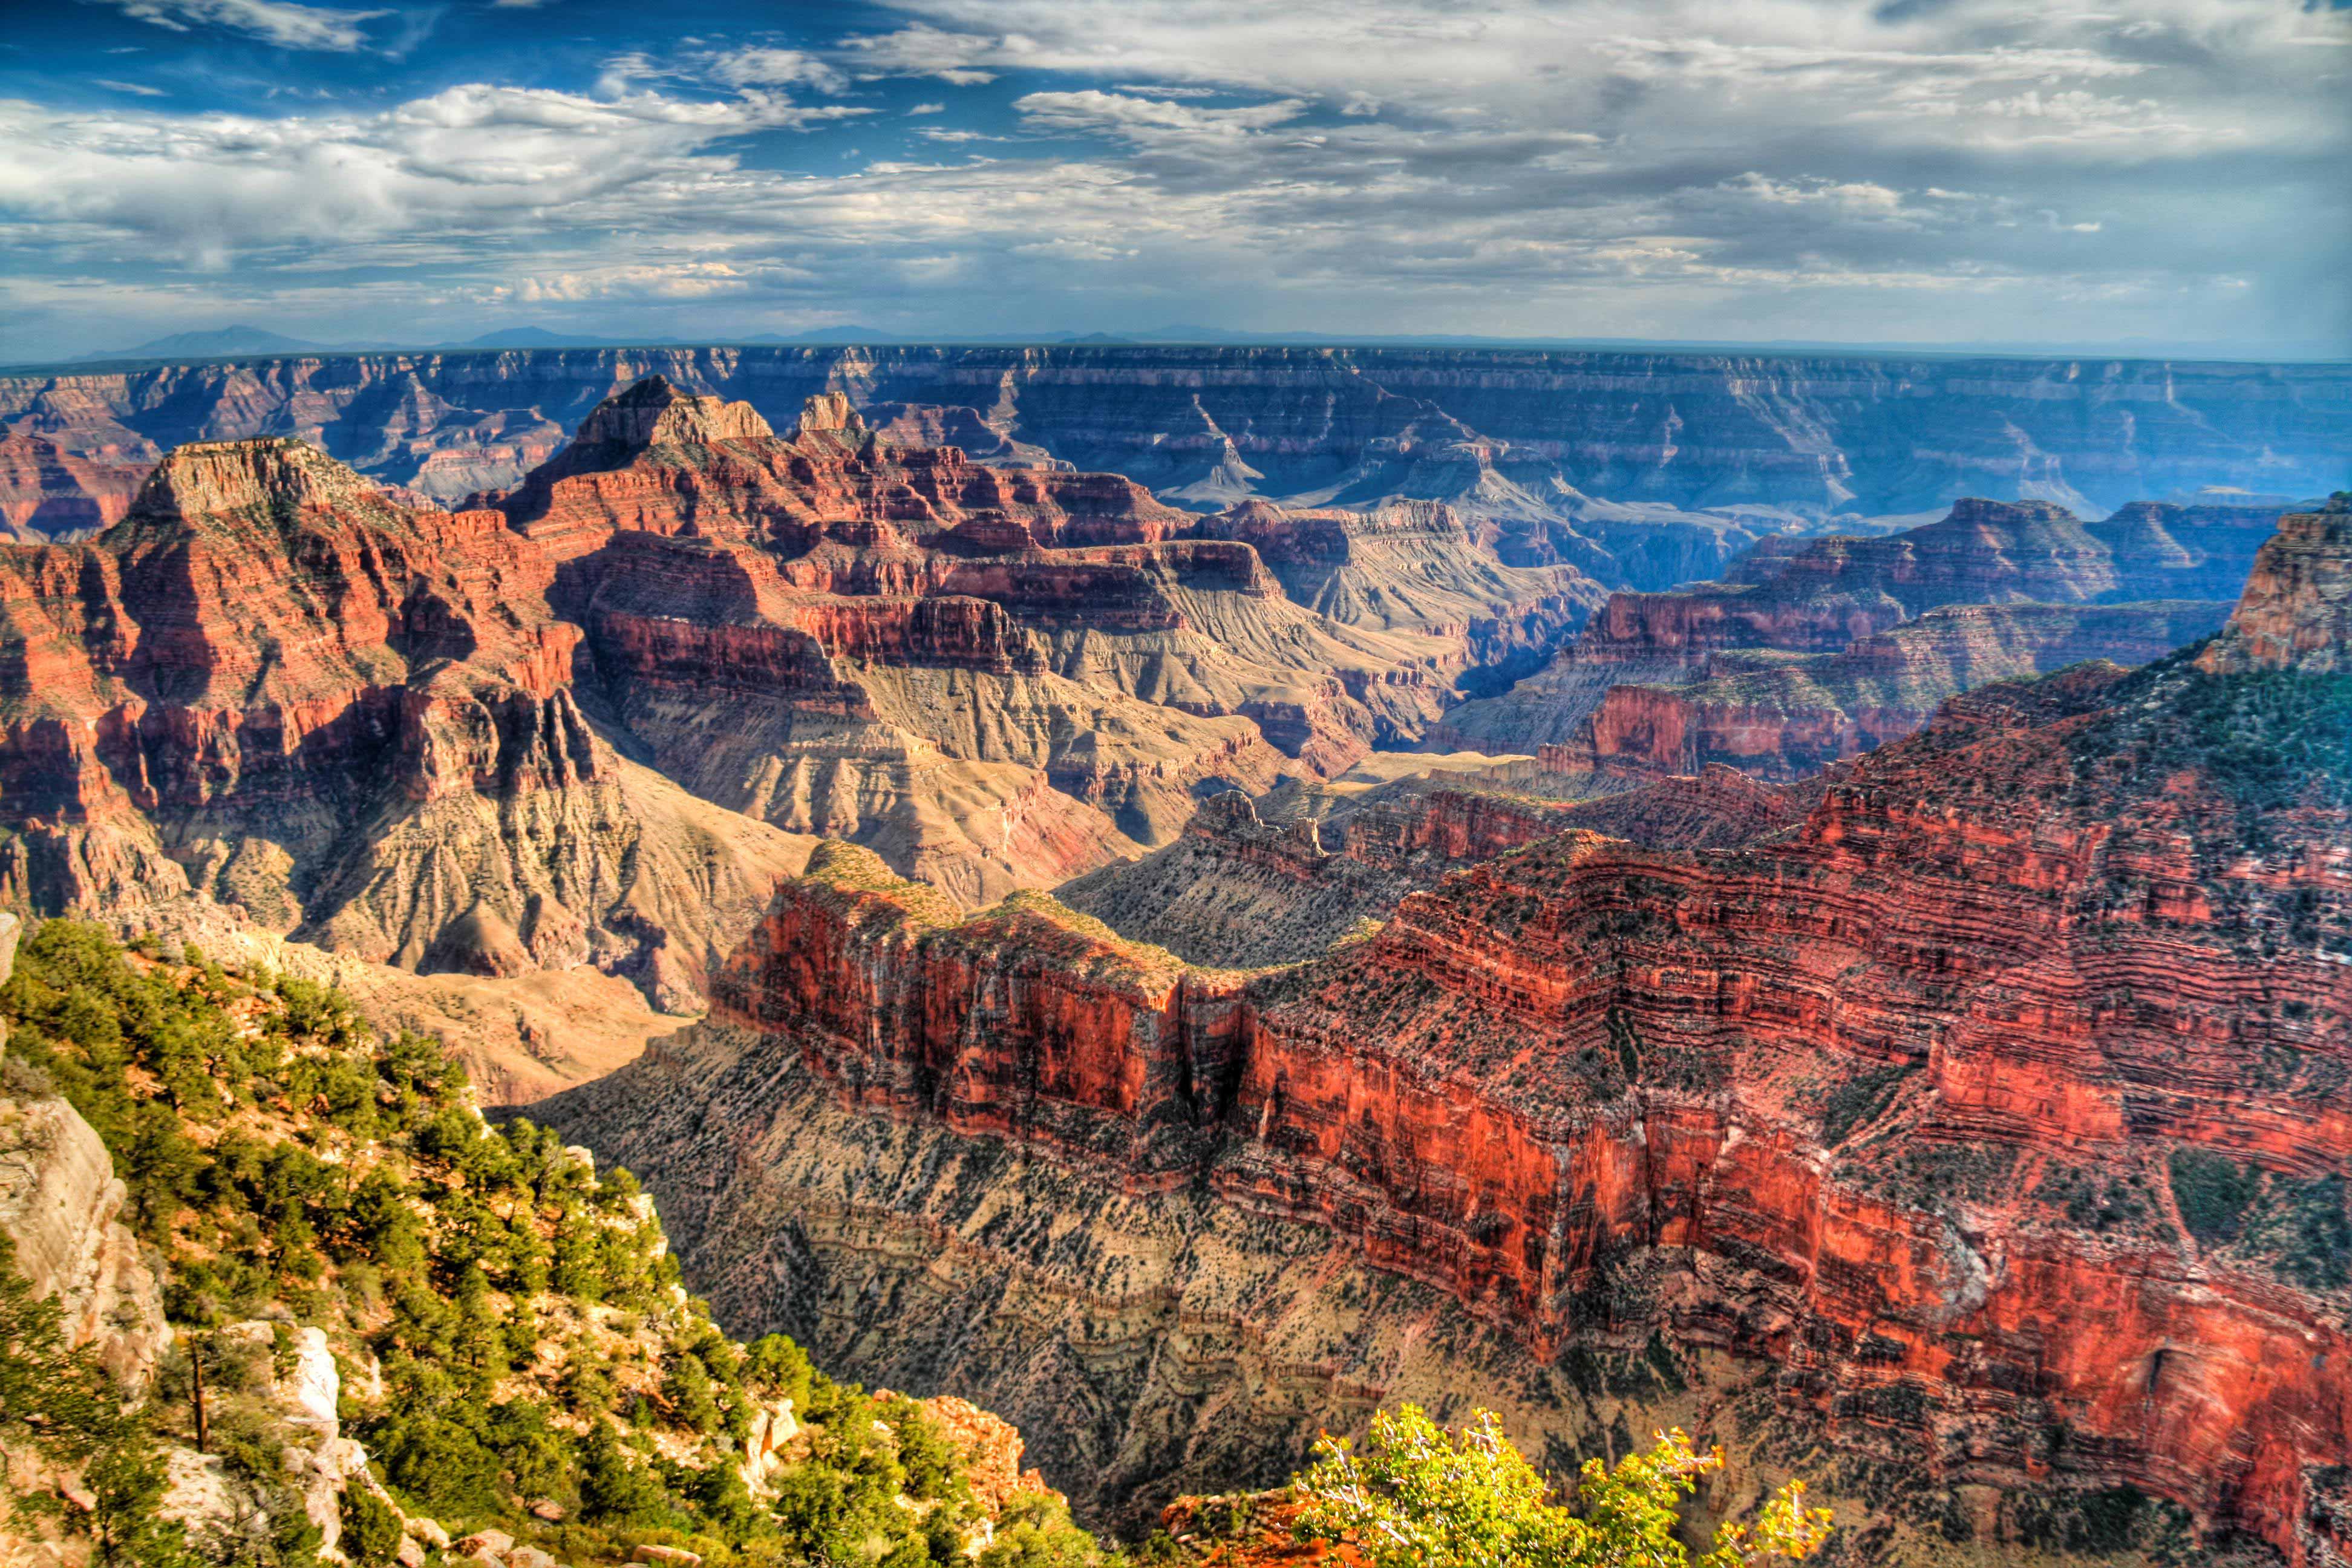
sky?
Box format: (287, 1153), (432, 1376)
(2, 0), (2349, 362)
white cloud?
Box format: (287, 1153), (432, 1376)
(1011, 236), (1138, 261)
(844, 23), (1003, 84)
(709, 47), (848, 95)
(5, 0), (2344, 358)
(0, 83), (857, 269)
(96, 0), (386, 51)
(92, 78), (168, 96)
(1014, 89), (1307, 143)
(907, 102), (946, 115)
(1722, 173), (1906, 216)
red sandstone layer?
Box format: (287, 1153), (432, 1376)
(706, 506), (2352, 1562)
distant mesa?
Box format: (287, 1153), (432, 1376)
(79, 324), (324, 362)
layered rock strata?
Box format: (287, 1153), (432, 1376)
(497, 378), (1592, 901)
(541, 505), (2352, 1564)
(0, 375), (1593, 979)
(0, 433), (817, 1008)
(1056, 762), (1807, 968)
(1441, 497), (2269, 770)
(8, 346), (2343, 524)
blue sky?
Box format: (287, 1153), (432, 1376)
(4, 0), (2348, 361)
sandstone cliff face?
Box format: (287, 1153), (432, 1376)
(0, 433), (148, 540)
(2198, 494), (2351, 674)
(1442, 496), (2270, 773)
(1184, 498), (1598, 686)
(540, 507), (2352, 1564)
(1054, 761), (1806, 969)
(1566, 599), (2235, 780)
(495, 378), (1590, 901)
(0, 434), (817, 1010)
(8, 346), (2343, 524)
(0, 374), (1592, 988)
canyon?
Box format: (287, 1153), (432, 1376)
(538, 497), (2352, 1565)
(1439, 496), (2277, 777)
(0, 348), (2343, 1563)
(4, 345), (2342, 550)
(0, 374), (1587, 1021)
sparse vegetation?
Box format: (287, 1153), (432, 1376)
(0, 920), (1125, 1568)
(1291, 1405), (1831, 1567)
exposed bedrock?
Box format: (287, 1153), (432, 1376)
(1440, 497), (2275, 772)
(541, 505), (2352, 1564)
(9, 345), (2342, 526)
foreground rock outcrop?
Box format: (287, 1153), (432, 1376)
(541, 501), (2352, 1563)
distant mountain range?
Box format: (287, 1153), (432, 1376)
(64, 322), (2347, 368)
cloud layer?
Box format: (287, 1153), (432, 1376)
(7, 0), (2346, 360)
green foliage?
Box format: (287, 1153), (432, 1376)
(977, 1493), (1117, 1567)
(2244, 1173), (2352, 1292)
(2169, 1147), (2261, 1244)
(338, 1489), (405, 1568)
(2068, 656), (2352, 855)
(1, 922), (1121, 1568)
(1818, 1065), (1915, 1146)
(1292, 1405), (1831, 1568)
(0, 1229), (122, 1460)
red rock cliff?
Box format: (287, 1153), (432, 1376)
(699, 507), (2352, 1563)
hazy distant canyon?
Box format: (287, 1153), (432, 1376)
(4, 345), (2344, 551)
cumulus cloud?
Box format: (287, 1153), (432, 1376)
(843, 22), (1005, 84)
(7, 0), (2346, 358)
(95, 0), (387, 51)
(1014, 90), (1307, 143)
(0, 83), (859, 269)
(709, 47), (848, 94)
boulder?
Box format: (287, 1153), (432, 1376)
(0, 1087), (171, 1393)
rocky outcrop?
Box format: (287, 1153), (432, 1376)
(0, 911), (169, 1399)
(1578, 497), (2279, 660)
(2198, 492), (2351, 674)
(7, 347), (2343, 525)
(0, 376), (1598, 980)
(0, 432), (148, 540)
(0, 434), (818, 1010)
(1185, 498), (1598, 684)
(1057, 758), (1811, 967)
(496, 378), (1587, 901)
(1564, 599), (2235, 780)
(1442, 496), (2272, 773)
(541, 507), (2352, 1562)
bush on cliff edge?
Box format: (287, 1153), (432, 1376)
(1293, 1405), (1831, 1567)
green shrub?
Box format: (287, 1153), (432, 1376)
(2169, 1148), (2260, 1244)
(340, 1488), (406, 1567)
